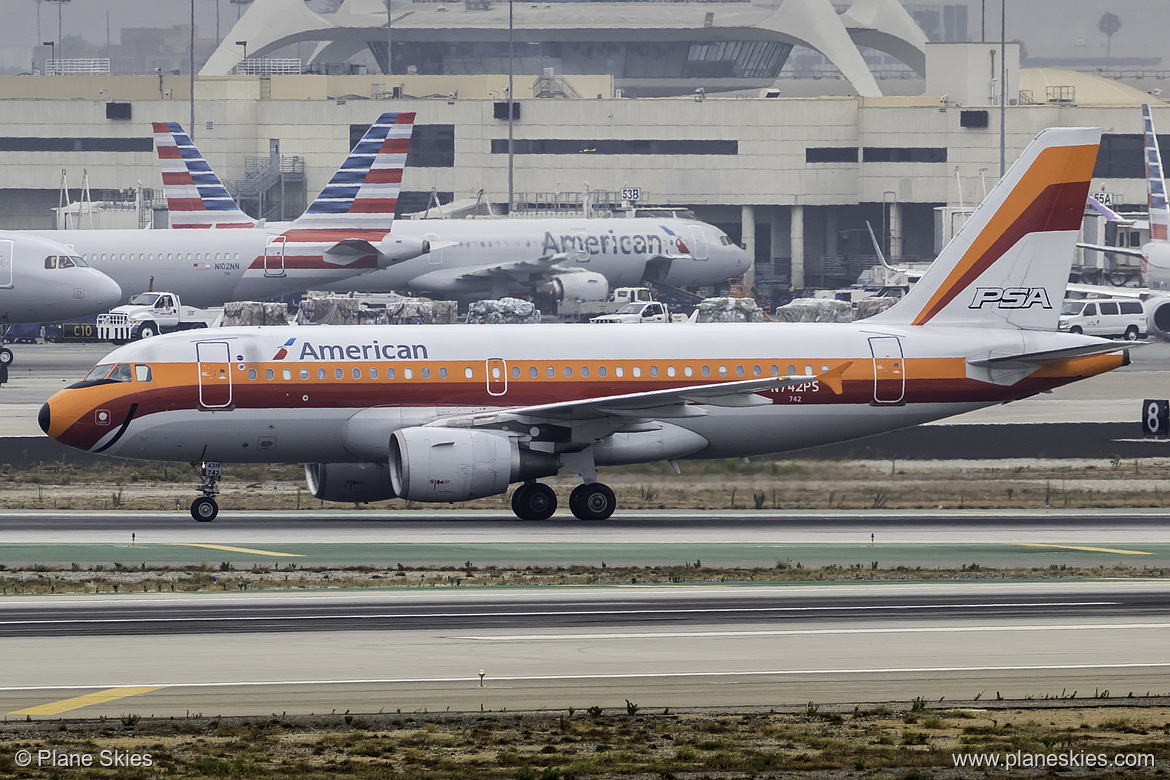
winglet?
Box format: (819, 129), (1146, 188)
(817, 361), (852, 395)
(152, 122), (256, 229)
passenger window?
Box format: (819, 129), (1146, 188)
(547, 366), (555, 378)
(718, 365), (728, 377)
(1099, 302), (1119, 315)
(701, 365), (710, 377)
(387, 367), (396, 379)
(465, 367), (473, 379)
(667, 366), (676, 377)
(283, 368), (292, 380)
(805, 365), (814, 375)
(266, 369), (274, 380)
(632, 366), (642, 378)
(822, 364), (830, 373)
(529, 366), (538, 378)
(752, 365), (762, 377)
(564, 366), (573, 378)
(300, 369), (309, 380)
(512, 366), (521, 379)
(404, 368), (413, 379)
(787, 364), (796, 375)
(684, 365), (693, 377)
(134, 365), (152, 382)
(598, 366), (607, 378)
(736, 365), (745, 377)
(649, 366), (658, 378)
(615, 366), (624, 377)
(318, 368), (326, 380)
(771, 365), (779, 377)
(439, 367), (447, 378)
(353, 368), (362, 379)
(248, 368), (257, 380)
(335, 368), (343, 380)
(421, 367), (430, 379)
(370, 368), (378, 379)
(581, 366), (590, 378)
(108, 364), (133, 382)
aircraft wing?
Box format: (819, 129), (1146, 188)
(1076, 242), (1144, 258)
(967, 342), (1139, 367)
(430, 364), (851, 431)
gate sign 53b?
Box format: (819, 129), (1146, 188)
(1142, 399), (1169, 438)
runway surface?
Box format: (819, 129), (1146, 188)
(2, 510), (1169, 567)
(0, 582), (1167, 718)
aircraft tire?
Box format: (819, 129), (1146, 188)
(191, 496), (219, 522)
(0, 347), (13, 367)
(569, 483), (616, 521)
(511, 483), (557, 521)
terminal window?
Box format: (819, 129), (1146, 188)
(490, 139), (737, 155)
(862, 147), (947, 163)
(806, 147), (858, 163)
(1095, 133), (1170, 179)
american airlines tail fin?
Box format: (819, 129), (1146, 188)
(875, 127), (1101, 331)
(1143, 104), (1169, 242)
(152, 122), (256, 229)
(288, 111), (415, 232)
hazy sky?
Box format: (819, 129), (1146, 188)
(0, 0), (1165, 72)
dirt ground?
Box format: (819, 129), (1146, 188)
(5, 456), (1170, 512)
(1, 702), (1167, 779)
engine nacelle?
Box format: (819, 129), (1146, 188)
(1148, 296), (1170, 337)
(305, 462), (396, 503)
(545, 271), (609, 303)
(389, 427), (558, 502)
(378, 235), (432, 265)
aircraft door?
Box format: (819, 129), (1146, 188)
(263, 235), (287, 277)
(0, 239), (12, 289)
(686, 226), (709, 260)
(868, 337), (904, 404)
(425, 232), (443, 265)
(485, 358), (507, 397)
(196, 341), (233, 409)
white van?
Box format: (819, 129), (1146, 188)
(1058, 298), (1146, 340)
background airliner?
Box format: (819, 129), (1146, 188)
(25, 113), (428, 310)
(0, 232), (122, 366)
(153, 122), (749, 303)
(41, 127), (1130, 523)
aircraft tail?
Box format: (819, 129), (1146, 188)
(152, 122), (256, 229)
(1143, 104), (1169, 241)
(288, 111), (415, 231)
(874, 127), (1101, 331)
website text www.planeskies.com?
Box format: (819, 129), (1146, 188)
(953, 750), (1155, 771)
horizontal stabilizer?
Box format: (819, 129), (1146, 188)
(968, 342), (1138, 367)
(1076, 242), (1143, 258)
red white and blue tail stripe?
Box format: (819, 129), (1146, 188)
(291, 112), (415, 231)
(152, 122), (256, 229)
(1144, 104), (1169, 242)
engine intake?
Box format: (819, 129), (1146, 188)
(389, 427), (557, 502)
(378, 235), (432, 265)
(305, 462), (396, 503)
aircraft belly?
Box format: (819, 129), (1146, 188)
(107, 409), (353, 463)
(679, 402), (989, 459)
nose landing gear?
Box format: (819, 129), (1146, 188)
(190, 461), (222, 522)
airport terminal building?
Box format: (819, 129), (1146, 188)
(1, 0), (1166, 294)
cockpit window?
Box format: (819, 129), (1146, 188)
(57, 255), (75, 269)
(69, 255), (88, 268)
(129, 293), (161, 306)
(718, 235), (735, 246)
(82, 364), (114, 382)
(134, 364), (153, 382)
(44, 256), (57, 269)
(107, 364), (133, 382)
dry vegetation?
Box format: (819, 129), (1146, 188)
(5, 456), (1170, 512)
(1, 703), (1168, 779)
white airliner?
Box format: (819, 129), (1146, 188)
(0, 232), (123, 367)
(41, 127), (1129, 522)
(25, 113), (428, 310)
(152, 122), (750, 303)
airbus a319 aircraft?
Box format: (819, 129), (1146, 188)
(0, 232), (123, 366)
(27, 113), (428, 309)
(152, 122), (749, 302)
(41, 127), (1129, 522)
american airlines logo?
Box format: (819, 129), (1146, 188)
(272, 337), (296, 360)
(968, 287), (1052, 310)
(541, 226), (689, 256)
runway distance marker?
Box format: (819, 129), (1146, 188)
(168, 543), (304, 557)
(9, 686), (165, 716)
(1018, 543), (1153, 555)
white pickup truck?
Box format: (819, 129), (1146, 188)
(590, 300), (672, 324)
(97, 291), (214, 342)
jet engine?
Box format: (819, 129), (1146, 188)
(388, 427), (558, 502)
(378, 235), (432, 265)
(1148, 296), (1170, 337)
(544, 271), (609, 303)
(305, 462), (397, 503)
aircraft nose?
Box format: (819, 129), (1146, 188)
(95, 273), (124, 309)
(38, 402), (50, 435)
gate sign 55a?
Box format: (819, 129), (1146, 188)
(1142, 399), (1169, 438)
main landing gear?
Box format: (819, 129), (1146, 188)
(190, 461), (222, 522)
(509, 481), (617, 521)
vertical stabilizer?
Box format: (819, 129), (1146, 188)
(288, 112), (415, 232)
(875, 127), (1101, 330)
(1144, 104), (1169, 242)
(152, 122), (256, 229)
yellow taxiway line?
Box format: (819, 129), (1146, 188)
(1018, 543), (1152, 555)
(10, 686), (165, 716)
(169, 543), (304, 557)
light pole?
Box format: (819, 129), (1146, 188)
(507, 0), (514, 212)
(42, 40), (55, 74)
(999, 0), (1006, 177)
(189, 0), (195, 139)
(236, 40), (248, 70)
(46, 0), (70, 60)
